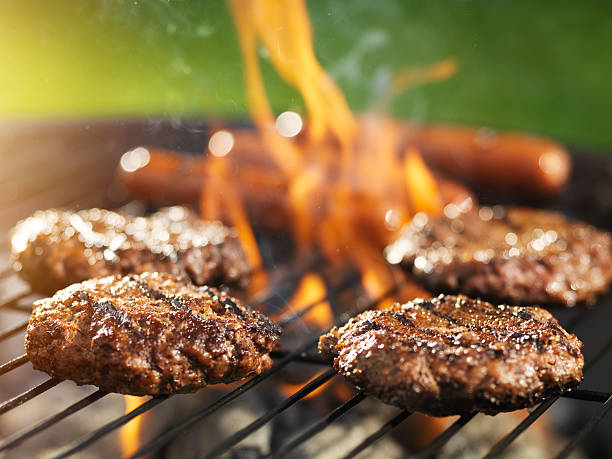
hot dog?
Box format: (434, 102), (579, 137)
(402, 123), (571, 195)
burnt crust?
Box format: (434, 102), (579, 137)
(384, 206), (612, 307)
(10, 206), (250, 293)
(25, 272), (281, 395)
(318, 294), (583, 416)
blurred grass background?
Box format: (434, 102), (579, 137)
(1, 0), (611, 149)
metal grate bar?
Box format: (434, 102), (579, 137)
(266, 392), (367, 459)
(483, 325), (612, 459)
(202, 368), (337, 459)
(410, 414), (476, 459)
(0, 319), (30, 342)
(0, 378), (60, 415)
(0, 390), (107, 452)
(555, 394), (612, 459)
(129, 338), (320, 459)
(342, 409), (413, 459)
(277, 272), (361, 328)
(50, 395), (169, 459)
(278, 296), (339, 329)
(131, 274), (391, 458)
(483, 398), (556, 459)
(2, 302), (34, 314)
(0, 353), (28, 376)
(562, 389), (611, 403)
(269, 350), (326, 365)
(0, 292), (33, 312)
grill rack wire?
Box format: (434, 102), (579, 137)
(0, 256), (611, 459)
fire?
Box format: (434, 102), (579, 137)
(278, 370), (334, 401)
(404, 149), (442, 215)
(279, 272), (334, 330)
(119, 395), (147, 457)
(197, 0), (456, 310)
(201, 136), (269, 295)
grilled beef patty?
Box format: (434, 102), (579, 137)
(25, 272), (281, 395)
(385, 206), (612, 306)
(10, 206), (249, 293)
(319, 295), (583, 416)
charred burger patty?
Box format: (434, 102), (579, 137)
(26, 272), (281, 395)
(385, 206), (612, 306)
(10, 206), (249, 293)
(319, 294), (583, 416)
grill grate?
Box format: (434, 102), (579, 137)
(0, 260), (611, 459)
(1, 130), (612, 458)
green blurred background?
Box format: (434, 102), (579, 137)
(1, 0), (611, 149)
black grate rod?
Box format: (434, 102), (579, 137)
(562, 388), (612, 403)
(342, 409), (413, 459)
(202, 368), (337, 459)
(0, 378), (61, 415)
(277, 272), (361, 328)
(50, 395), (169, 459)
(482, 397), (556, 459)
(0, 318), (30, 342)
(129, 338), (320, 459)
(131, 280), (404, 459)
(278, 296), (333, 329)
(266, 392), (367, 459)
(482, 327), (612, 459)
(249, 259), (321, 307)
(0, 353), (28, 376)
(410, 413), (476, 459)
(0, 291), (33, 312)
(0, 389), (107, 452)
(555, 394), (612, 459)
(269, 350), (326, 365)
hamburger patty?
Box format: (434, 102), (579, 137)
(10, 206), (249, 293)
(384, 206), (612, 306)
(319, 295), (583, 416)
(25, 272), (281, 395)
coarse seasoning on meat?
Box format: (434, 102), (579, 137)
(319, 294), (583, 417)
(384, 206), (612, 307)
(25, 272), (281, 395)
(10, 206), (249, 293)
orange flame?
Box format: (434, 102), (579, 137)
(278, 370), (334, 401)
(201, 140), (269, 295)
(391, 58), (458, 96)
(119, 395), (147, 457)
(195, 0), (457, 313)
(280, 272), (333, 330)
(405, 149), (442, 215)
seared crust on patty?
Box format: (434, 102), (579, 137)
(10, 206), (249, 294)
(25, 272), (281, 395)
(319, 295), (583, 416)
(384, 206), (612, 306)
